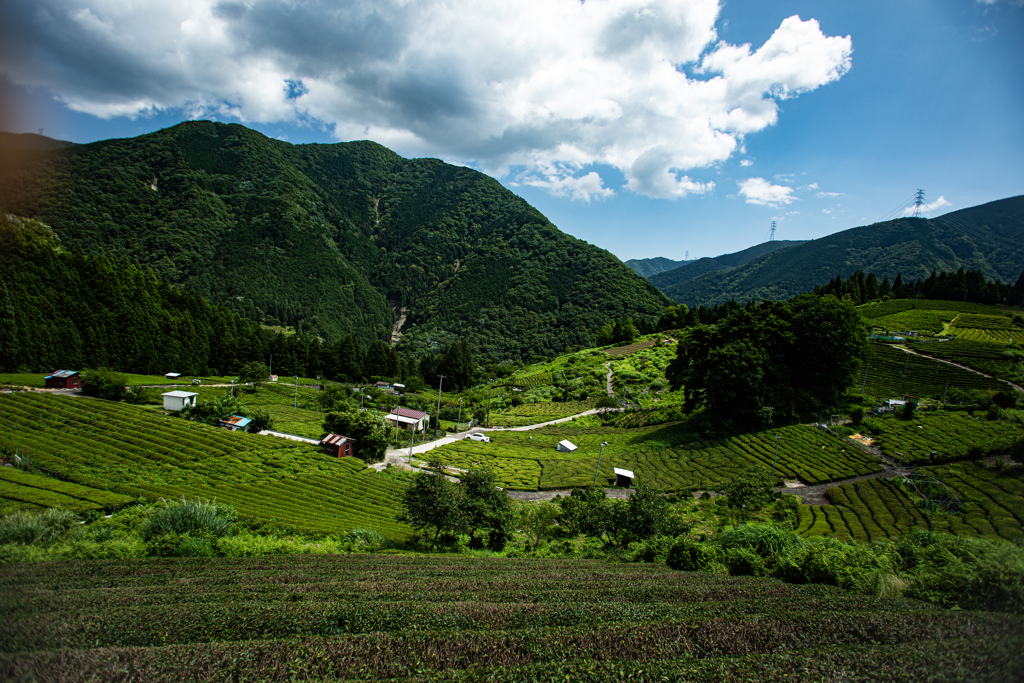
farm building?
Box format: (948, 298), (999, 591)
(557, 440), (578, 453)
(219, 415), (252, 431)
(614, 468), (635, 487)
(161, 391), (197, 411)
(322, 434), (356, 458)
(44, 370), (81, 389)
(164, 372), (182, 379)
(386, 406), (429, 432)
(375, 381), (392, 389)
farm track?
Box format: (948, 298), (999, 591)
(896, 344), (1024, 394)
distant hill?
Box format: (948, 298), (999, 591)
(648, 240), (806, 290)
(656, 197), (1024, 306)
(625, 256), (692, 278)
(0, 122), (669, 362)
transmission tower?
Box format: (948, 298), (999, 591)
(769, 220), (777, 241)
(912, 189), (926, 218)
(685, 250), (689, 260)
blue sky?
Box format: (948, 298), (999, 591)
(1, 0), (1021, 262)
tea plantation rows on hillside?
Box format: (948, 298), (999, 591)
(3, 554), (1022, 682)
(434, 423), (881, 491)
(0, 393), (409, 538)
(861, 341), (1007, 399)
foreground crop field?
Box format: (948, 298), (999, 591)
(2, 554), (1022, 682)
(0, 393), (409, 537)
(435, 423), (881, 491)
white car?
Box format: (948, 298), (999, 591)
(465, 433), (490, 443)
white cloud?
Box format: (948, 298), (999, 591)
(0, 1), (852, 200)
(815, 191), (842, 198)
(738, 177), (796, 207)
(901, 195), (952, 217)
(523, 170), (615, 202)
(740, 159), (753, 166)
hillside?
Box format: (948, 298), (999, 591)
(656, 197), (1024, 306)
(0, 122), (668, 361)
(647, 239), (806, 291)
(624, 255), (691, 277)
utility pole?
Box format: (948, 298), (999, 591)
(860, 364), (870, 395)
(269, 353), (273, 376)
(486, 379), (494, 427)
(435, 375), (446, 437)
(457, 398), (463, 433)
(359, 386), (364, 410)
(293, 376), (298, 408)
(771, 434), (781, 478)
(231, 377), (237, 397)
(593, 441), (609, 486)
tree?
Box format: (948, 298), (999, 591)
(397, 458), (467, 549)
(718, 468), (776, 520)
(81, 367), (128, 401)
(322, 409), (390, 463)
(557, 486), (609, 538)
(238, 361), (270, 391)
(0, 282), (18, 372)
(516, 501), (561, 546)
(620, 480), (669, 546)
(461, 468), (514, 550)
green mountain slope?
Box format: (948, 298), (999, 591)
(647, 240), (806, 291)
(0, 122), (669, 361)
(658, 197), (1024, 306)
(625, 256), (691, 278)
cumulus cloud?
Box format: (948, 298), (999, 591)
(740, 159), (754, 166)
(0, 0), (852, 200)
(738, 177), (796, 207)
(901, 195), (952, 217)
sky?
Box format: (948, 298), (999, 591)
(1, 0), (1022, 262)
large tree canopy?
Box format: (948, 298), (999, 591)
(666, 294), (868, 427)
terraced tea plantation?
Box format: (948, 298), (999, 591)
(0, 393), (409, 538)
(797, 462), (1024, 544)
(0, 467), (134, 515)
(861, 341), (1006, 399)
(3, 554), (1022, 682)
(907, 338), (1021, 383)
(435, 423), (881, 491)
(865, 411), (1024, 465)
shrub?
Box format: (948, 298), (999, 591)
(718, 523), (802, 559)
(723, 546), (765, 576)
(147, 532), (217, 557)
(0, 507), (79, 545)
(142, 498), (235, 541)
(772, 536), (881, 590)
(666, 536), (718, 571)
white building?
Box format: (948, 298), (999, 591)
(162, 391), (198, 411)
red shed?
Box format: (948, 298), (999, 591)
(322, 434), (356, 458)
(44, 370), (81, 389)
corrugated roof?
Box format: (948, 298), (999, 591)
(557, 440), (578, 451)
(613, 467), (635, 479)
(391, 406), (427, 420)
(322, 434), (355, 446)
(162, 391), (198, 398)
(45, 370), (79, 379)
(220, 415), (252, 428)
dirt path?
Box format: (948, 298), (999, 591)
(605, 362), (614, 397)
(775, 470), (898, 506)
(895, 344), (1024, 394)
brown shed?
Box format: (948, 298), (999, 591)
(322, 434), (356, 458)
(44, 370), (81, 389)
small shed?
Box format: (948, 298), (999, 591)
(162, 390), (198, 411)
(164, 372), (182, 380)
(44, 370), (81, 389)
(556, 440), (578, 453)
(375, 381), (392, 390)
(322, 434), (356, 458)
(386, 406), (429, 432)
(219, 415), (252, 431)
(614, 467), (635, 487)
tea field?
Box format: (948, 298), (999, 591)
(907, 338), (1022, 384)
(860, 341), (1007, 399)
(2, 554), (1022, 682)
(434, 423), (882, 491)
(797, 462), (1024, 544)
(864, 411), (1024, 465)
(0, 467), (134, 515)
(0, 393), (410, 538)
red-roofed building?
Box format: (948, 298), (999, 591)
(385, 406), (429, 432)
(322, 434), (356, 458)
(44, 370), (81, 389)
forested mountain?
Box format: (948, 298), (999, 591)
(0, 122), (668, 362)
(624, 256), (691, 278)
(647, 240), (806, 291)
(655, 197), (1024, 306)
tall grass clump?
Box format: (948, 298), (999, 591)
(0, 508), (79, 545)
(142, 498), (235, 541)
